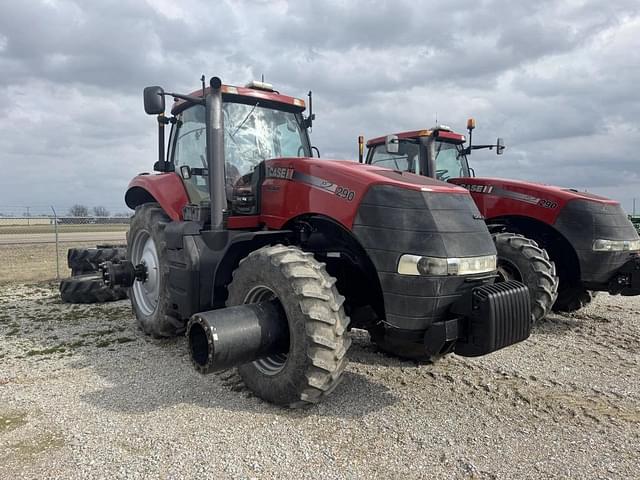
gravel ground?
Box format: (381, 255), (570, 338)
(0, 282), (639, 479)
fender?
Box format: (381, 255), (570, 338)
(125, 173), (189, 221)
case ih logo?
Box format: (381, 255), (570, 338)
(459, 183), (558, 209)
(458, 183), (494, 194)
(266, 166), (294, 180)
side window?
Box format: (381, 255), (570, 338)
(174, 105), (208, 191)
(369, 143), (419, 172)
(434, 142), (465, 181)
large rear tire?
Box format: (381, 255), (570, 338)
(493, 232), (559, 323)
(227, 245), (351, 407)
(128, 203), (184, 338)
(60, 274), (127, 304)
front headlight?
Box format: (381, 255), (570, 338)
(592, 239), (640, 252)
(397, 254), (497, 276)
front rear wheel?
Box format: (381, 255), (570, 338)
(227, 245), (351, 407)
(128, 203), (184, 338)
(493, 233), (559, 323)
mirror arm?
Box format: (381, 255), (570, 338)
(165, 92), (206, 106)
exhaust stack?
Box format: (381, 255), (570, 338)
(207, 76), (227, 231)
(187, 301), (289, 374)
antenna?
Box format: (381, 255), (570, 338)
(201, 75), (205, 96)
(261, 73), (264, 82)
(435, 112), (438, 125)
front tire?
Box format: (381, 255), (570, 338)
(493, 233), (559, 323)
(227, 245), (351, 407)
(552, 286), (595, 312)
(128, 203), (184, 337)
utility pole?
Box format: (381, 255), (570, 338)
(26, 206), (30, 226)
(633, 198), (636, 217)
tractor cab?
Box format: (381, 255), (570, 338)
(139, 79), (316, 221)
(363, 121), (503, 182)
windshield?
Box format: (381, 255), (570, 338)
(171, 101), (311, 208)
(224, 102), (310, 178)
(433, 141), (469, 181)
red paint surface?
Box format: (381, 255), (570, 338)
(127, 173), (189, 221)
(367, 128), (619, 226)
(259, 158), (467, 230)
(436, 131), (465, 142)
(171, 85), (305, 115)
(127, 159), (469, 231)
(227, 215), (260, 229)
(367, 129), (432, 147)
(449, 177), (618, 224)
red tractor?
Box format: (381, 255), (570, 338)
(363, 121), (640, 320)
(101, 77), (531, 407)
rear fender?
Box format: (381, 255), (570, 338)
(125, 173), (189, 220)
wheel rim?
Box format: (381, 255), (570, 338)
(496, 259), (521, 283)
(130, 229), (160, 317)
(244, 286), (288, 376)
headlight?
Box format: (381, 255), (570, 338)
(592, 239), (640, 252)
(397, 254), (497, 276)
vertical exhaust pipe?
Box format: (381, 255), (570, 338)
(206, 76), (226, 231)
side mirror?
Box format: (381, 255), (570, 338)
(496, 137), (505, 155)
(143, 86), (165, 115)
(385, 134), (399, 154)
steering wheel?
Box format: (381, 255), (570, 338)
(436, 169), (450, 181)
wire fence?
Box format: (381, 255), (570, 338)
(0, 214), (129, 283)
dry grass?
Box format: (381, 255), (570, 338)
(0, 224), (128, 235)
(0, 242), (99, 283)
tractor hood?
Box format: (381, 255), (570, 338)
(260, 157), (472, 230)
(449, 176), (619, 206)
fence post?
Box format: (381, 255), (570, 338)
(51, 206), (60, 281)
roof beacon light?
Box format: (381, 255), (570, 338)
(466, 118), (476, 131)
(245, 80), (274, 92)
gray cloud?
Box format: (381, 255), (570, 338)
(0, 0), (638, 214)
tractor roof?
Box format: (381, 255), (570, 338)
(171, 84), (306, 115)
(366, 129), (466, 147)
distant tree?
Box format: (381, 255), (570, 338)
(93, 206), (110, 217)
(69, 204), (89, 217)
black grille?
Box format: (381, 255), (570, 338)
(455, 281), (530, 357)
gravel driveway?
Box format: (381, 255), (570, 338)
(1, 283), (638, 479)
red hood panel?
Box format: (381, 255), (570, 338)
(449, 176), (619, 224)
(260, 158), (469, 230)
(457, 177), (618, 204)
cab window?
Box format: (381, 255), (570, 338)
(433, 141), (467, 181)
(369, 142), (419, 172)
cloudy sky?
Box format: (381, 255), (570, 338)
(0, 0), (638, 215)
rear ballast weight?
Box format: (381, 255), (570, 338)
(107, 75), (533, 407)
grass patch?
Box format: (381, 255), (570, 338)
(0, 411), (29, 433)
(25, 345), (67, 356)
(95, 336), (135, 348)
